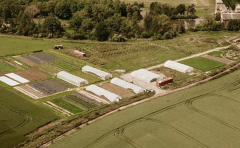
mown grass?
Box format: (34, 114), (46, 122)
(0, 86), (58, 148)
(208, 51), (222, 58)
(180, 57), (225, 71)
(51, 98), (84, 114)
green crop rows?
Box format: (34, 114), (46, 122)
(66, 95), (97, 109)
(51, 98), (84, 114)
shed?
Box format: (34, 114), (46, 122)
(82, 65), (112, 80)
(57, 71), (88, 87)
(86, 85), (122, 102)
(111, 78), (145, 94)
(73, 50), (86, 57)
(156, 77), (173, 87)
(54, 45), (63, 49)
(130, 69), (163, 83)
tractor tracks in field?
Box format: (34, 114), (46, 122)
(0, 102), (31, 137)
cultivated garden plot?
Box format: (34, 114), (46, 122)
(13, 55), (38, 66)
(15, 68), (50, 81)
(51, 60), (81, 72)
(0, 60), (17, 74)
(51, 69), (240, 148)
(180, 57), (226, 72)
(63, 95), (98, 110)
(73, 93), (103, 106)
(14, 85), (47, 99)
(28, 79), (73, 95)
(203, 55), (234, 64)
(100, 83), (135, 98)
(20, 52), (59, 65)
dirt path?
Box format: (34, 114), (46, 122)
(146, 45), (230, 70)
(40, 61), (240, 148)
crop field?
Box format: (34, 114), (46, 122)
(0, 60), (16, 73)
(15, 68), (50, 81)
(51, 60), (80, 72)
(29, 79), (73, 95)
(51, 98), (84, 114)
(100, 83), (135, 98)
(65, 95), (98, 110)
(0, 86), (58, 148)
(180, 57), (226, 71)
(51, 68), (240, 148)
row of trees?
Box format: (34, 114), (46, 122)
(0, 0), (189, 41)
(149, 2), (197, 19)
(222, 0), (240, 10)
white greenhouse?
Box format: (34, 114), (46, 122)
(86, 85), (122, 102)
(110, 78), (144, 94)
(0, 76), (20, 86)
(130, 69), (163, 83)
(164, 60), (193, 73)
(5, 73), (29, 83)
(57, 71), (88, 87)
(82, 65), (112, 80)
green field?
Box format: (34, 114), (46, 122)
(0, 60), (16, 73)
(208, 51), (223, 58)
(0, 86), (58, 148)
(66, 95), (97, 109)
(51, 60), (80, 72)
(180, 57), (226, 71)
(51, 68), (240, 148)
(51, 99), (84, 114)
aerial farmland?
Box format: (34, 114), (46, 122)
(1, 0), (240, 147)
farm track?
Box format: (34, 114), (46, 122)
(0, 102), (31, 137)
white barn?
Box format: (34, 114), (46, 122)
(111, 78), (144, 94)
(57, 71), (88, 87)
(130, 69), (163, 83)
(164, 60), (193, 73)
(86, 85), (122, 102)
(82, 65), (112, 80)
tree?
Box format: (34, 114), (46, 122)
(95, 22), (110, 41)
(24, 5), (40, 19)
(187, 4), (196, 15)
(215, 12), (221, 21)
(176, 4), (186, 15)
(43, 15), (62, 34)
(54, 0), (72, 19)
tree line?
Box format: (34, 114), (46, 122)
(0, 0), (193, 41)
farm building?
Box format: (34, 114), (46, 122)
(221, 13), (240, 27)
(0, 76), (20, 86)
(57, 71), (88, 87)
(111, 78), (145, 94)
(5, 73), (29, 83)
(86, 85), (122, 102)
(54, 45), (63, 49)
(73, 50), (86, 57)
(130, 69), (163, 83)
(215, 0), (226, 14)
(82, 66), (112, 80)
(235, 5), (240, 12)
(156, 77), (173, 87)
(164, 60), (193, 73)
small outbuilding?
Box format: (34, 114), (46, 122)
(82, 65), (112, 80)
(164, 60), (193, 73)
(130, 69), (163, 83)
(156, 77), (173, 87)
(111, 78), (145, 94)
(73, 50), (86, 57)
(54, 45), (63, 49)
(57, 71), (88, 87)
(86, 84), (122, 102)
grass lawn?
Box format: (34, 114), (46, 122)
(0, 86), (58, 148)
(208, 51), (222, 58)
(180, 57), (225, 71)
(51, 98), (84, 114)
